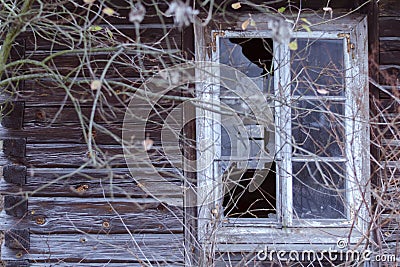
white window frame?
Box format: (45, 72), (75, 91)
(196, 14), (370, 252)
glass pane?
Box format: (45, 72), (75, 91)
(292, 162), (346, 219)
(221, 126), (231, 157)
(292, 100), (345, 157)
(291, 39), (344, 96)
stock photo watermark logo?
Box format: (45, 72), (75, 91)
(256, 239), (396, 264)
(122, 62), (274, 207)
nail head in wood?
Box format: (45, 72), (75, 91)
(4, 195), (28, 218)
(1, 101), (24, 129)
(4, 229), (30, 250)
(3, 165), (27, 185)
(3, 139), (26, 158)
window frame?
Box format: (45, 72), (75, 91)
(195, 14), (370, 251)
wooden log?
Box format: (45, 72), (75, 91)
(16, 143), (181, 168)
(0, 124), (124, 145)
(3, 260), (30, 267)
(380, 51), (400, 65)
(15, 78), (188, 107)
(31, 263), (181, 267)
(0, 167), (182, 198)
(0, 197), (183, 234)
(19, 26), (181, 52)
(7, 37), (25, 62)
(379, 0), (400, 16)
(1, 101), (25, 129)
(4, 196), (28, 218)
(379, 17), (400, 37)
(17, 78), (138, 106)
(4, 229), (30, 250)
(1, 233), (184, 263)
(380, 38), (400, 53)
(24, 106), (127, 124)
(3, 138), (26, 158)
(26, 0), (173, 26)
(3, 164), (27, 185)
(23, 101), (179, 124)
(378, 66), (400, 86)
(214, 227), (362, 247)
(18, 52), (180, 78)
(0, 121), (184, 145)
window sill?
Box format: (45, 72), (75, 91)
(222, 218), (354, 228)
(213, 227), (365, 252)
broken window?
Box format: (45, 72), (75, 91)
(195, 14), (369, 258)
(199, 23), (369, 228)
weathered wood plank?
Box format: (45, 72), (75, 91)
(18, 51), (180, 78)
(24, 106), (127, 124)
(30, 263), (182, 267)
(0, 167), (182, 197)
(380, 51), (400, 65)
(1, 233), (184, 263)
(23, 102), (179, 125)
(0, 197), (183, 234)
(25, 144), (125, 167)
(3, 138), (26, 158)
(4, 229), (30, 250)
(0, 146), (183, 170)
(3, 164), (27, 185)
(3, 260), (29, 267)
(380, 140), (400, 161)
(15, 78), (189, 106)
(214, 227), (363, 247)
(379, 17), (400, 37)
(378, 67), (400, 86)
(31, 143), (176, 167)
(379, 0), (400, 16)
(0, 123), (181, 145)
(377, 109), (400, 139)
(17, 78), (138, 106)
(380, 38), (400, 52)
(4, 196), (28, 218)
(0, 124), (123, 145)
(376, 97), (400, 112)
(20, 26), (182, 52)
(24, 0), (173, 27)
(1, 101), (25, 129)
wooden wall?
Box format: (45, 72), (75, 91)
(1, 0), (399, 266)
(375, 0), (400, 261)
(0, 1), (186, 266)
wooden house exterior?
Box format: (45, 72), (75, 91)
(0, 0), (398, 266)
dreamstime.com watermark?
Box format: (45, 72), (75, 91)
(256, 239), (397, 264)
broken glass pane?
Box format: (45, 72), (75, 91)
(219, 38), (274, 95)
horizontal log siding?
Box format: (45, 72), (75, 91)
(376, 0), (400, 260)
(0, 1), (185, 265)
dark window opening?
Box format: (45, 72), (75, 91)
(228, 38), (274, 76)
(219, 38), (274, 93)
(223, 162), (276, 218)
